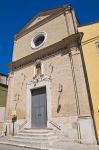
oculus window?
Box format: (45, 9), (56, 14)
(31, 32), (47, 49)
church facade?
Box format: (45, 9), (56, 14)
(6, 5), (96, 144)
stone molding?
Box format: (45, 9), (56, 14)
(26, 75), (52, 128)
(8, 32), (83, 72)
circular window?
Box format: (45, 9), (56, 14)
(31, 32), (47, 49)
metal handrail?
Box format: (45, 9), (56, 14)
(19, 120), (27, 130)
(49, 120), (61, 130)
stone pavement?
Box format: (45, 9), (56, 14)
(0, 144), (32, 150)
(0, 136), (99, 150)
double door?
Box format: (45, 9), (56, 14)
(31, 87), (47, 128)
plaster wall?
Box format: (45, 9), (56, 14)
(79, 22), (99, 142)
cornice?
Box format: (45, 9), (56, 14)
(9, 32), (83, 72)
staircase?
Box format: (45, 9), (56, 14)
(7, 128), (59, 149)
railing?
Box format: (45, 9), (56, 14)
(19, 120), (27, 130)
(49, 120), (61, 130)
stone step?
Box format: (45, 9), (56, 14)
(6, 128), (59, 149)
(8, 138), (58, 147)
(0, 128), (62, 150)
(0, 141), (61, 150)
(17, 132), (54, 137)
(23, 128), (53, 133)
(9, 138), (50, 144)
(24, 128), (53, 131)
(12, 135), (57, 141)
(20, 130), (53, 134)
(0, 141), (49, 150)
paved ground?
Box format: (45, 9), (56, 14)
(0, 136), (99, 150)
(1, 142), (99, 150)
(0, 144), (34, 150)
(53, 142), (99, 150)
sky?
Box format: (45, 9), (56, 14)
(0, 0), (99, 75)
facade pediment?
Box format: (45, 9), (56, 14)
(19, 15), (49, 34)
(26, 16), (49, 30)
(16, 7), (65, 38)
(13, 5), (80, 61)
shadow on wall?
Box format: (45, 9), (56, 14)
(57, 83), (63, 113)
